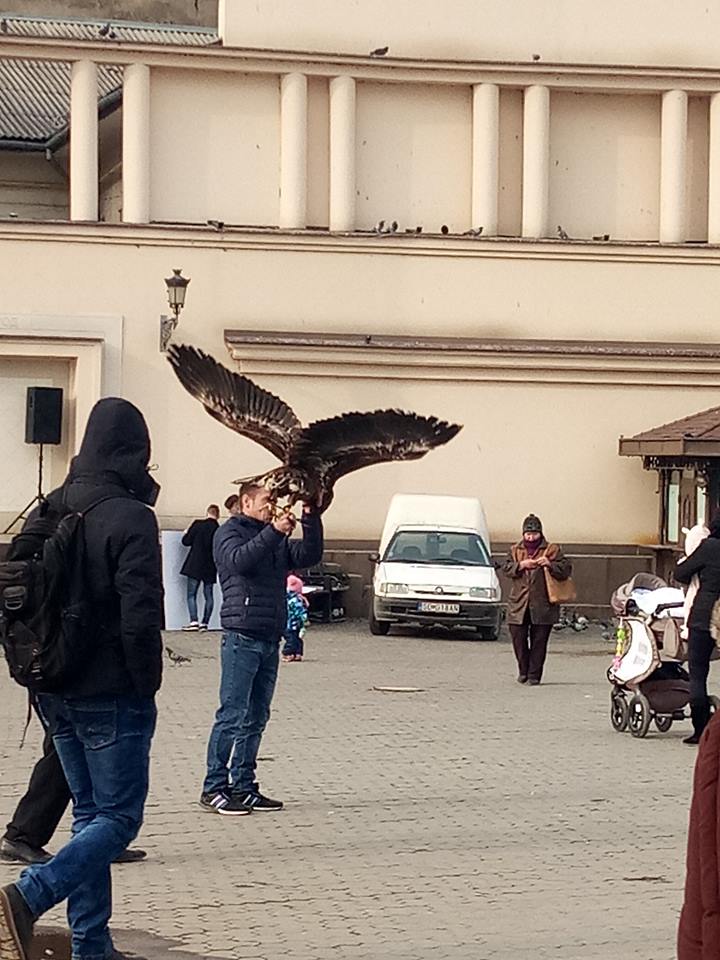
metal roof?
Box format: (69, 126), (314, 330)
(619, 405), (720, 459)
(0, 14), (218, 148)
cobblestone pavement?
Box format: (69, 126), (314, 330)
(0, 622), (702, 960)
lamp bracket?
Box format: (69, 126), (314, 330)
(160, 314), (178, 352)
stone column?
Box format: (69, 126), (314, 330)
(708, 93), (720, 243)
(329, 76), (356, 232)
(70, 60), (99, 221)
(280, 73), (308, 229)
(659, 89), (688, 243)
(522, 85), (550, 239)
(122, 63), (151, 224)
(472, 83), (499, 236)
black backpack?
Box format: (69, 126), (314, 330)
(0, 496), (113, 691)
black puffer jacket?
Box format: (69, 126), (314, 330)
(10, 398), (164, 698)
(214, 512), (323, 639)
(676, 536), (720, 631)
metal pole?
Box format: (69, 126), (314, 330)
(38, 443), (44, 502)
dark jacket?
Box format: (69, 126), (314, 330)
(10, 398), (164, 698)
(678, 711), (720, 959)
(502, 539), (573, 625)
(675, 536), (720, 631)
(214, 511), (323, 639)
(181, 518), (219, 583)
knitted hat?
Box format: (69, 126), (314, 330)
(287, 574), (304, 595)
(522, 514), (543, 534)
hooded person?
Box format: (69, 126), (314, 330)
(501, 514), (572, 685)
(0, 398), (164, 960)
(675, 511), (720, 744)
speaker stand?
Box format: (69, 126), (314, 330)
(3, 443), (46, 535)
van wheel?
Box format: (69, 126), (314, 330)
(475, 626), (499, 641)
(369, 613), (390, 636)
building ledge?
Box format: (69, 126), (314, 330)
(4, 34), (720, 92)
(224, 330), (720, 385)
(2, 220), (720, 266)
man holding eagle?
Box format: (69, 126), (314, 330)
(167, 344), (461, 815)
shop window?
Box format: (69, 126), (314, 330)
(697, 484), (708, 526)
(665, 470), (680, 543)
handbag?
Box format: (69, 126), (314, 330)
(543, 568), (577, 604)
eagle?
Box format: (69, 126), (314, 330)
(167, 344), (462, 513)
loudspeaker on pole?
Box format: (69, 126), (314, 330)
(25, 386), (63, 445)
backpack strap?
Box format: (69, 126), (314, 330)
(80, 495), (124, 517)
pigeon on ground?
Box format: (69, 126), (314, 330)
(557, 225), (570, 240)
(207, 219), (225, 230)
(441, 225), (449, 235)
(370, 46), (389, 57)
(165, 646), (191, 665)
(98, 22), (111, 36)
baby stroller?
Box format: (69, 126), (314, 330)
(607, 573), (719, 738)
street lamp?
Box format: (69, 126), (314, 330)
(160, 268), (190, 351)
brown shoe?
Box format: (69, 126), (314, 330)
(0, 885), (34, 960)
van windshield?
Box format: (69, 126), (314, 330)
(383, 530), (491, 566)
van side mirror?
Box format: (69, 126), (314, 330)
(369, 552), (380, 563)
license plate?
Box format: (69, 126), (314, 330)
(418, 601), (461, 614)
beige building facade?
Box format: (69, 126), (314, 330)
(1, 1), (720, 600)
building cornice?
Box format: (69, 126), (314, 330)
(1, 221), (720, 266)
(224, 331), (720, 386)
(3, 35), (720, 92)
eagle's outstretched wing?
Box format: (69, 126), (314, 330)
(167, 344), (301, 461)
(288, 410), (462, 485)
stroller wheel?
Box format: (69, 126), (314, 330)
(628, 693), (651, 739)
(610, 691), (629, 732)
(654, 715), (673, 733)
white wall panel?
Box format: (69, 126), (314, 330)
(356, 81), (472, 233)
(549, 92), (661, 241)
(150, 69), (281, 226)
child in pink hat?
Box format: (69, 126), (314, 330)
(282, 575), (309, 662)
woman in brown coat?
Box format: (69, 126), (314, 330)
(502, 514), (573, 685)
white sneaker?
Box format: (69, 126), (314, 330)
(182, 622), (199, 631)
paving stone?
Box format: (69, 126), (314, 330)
(0, 623), (696, 959)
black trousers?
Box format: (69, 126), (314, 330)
(4, 720), (71, 849)
(509, 613), (553, 682)
(688, 627), (716, 706)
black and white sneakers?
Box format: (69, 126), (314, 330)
(199, 792), (251, 816)
(234, 791), (284, 812)
(199, 790), (284, 814)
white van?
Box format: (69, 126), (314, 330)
(370, 494), (502, 638)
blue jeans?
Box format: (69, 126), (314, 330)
(186, 577), (214, 625)
(203, 631), (279, 796)
(282, 629), (304, 657)
(15, 694), (157, 960)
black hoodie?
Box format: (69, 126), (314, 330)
(11, 398), (164, 698)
